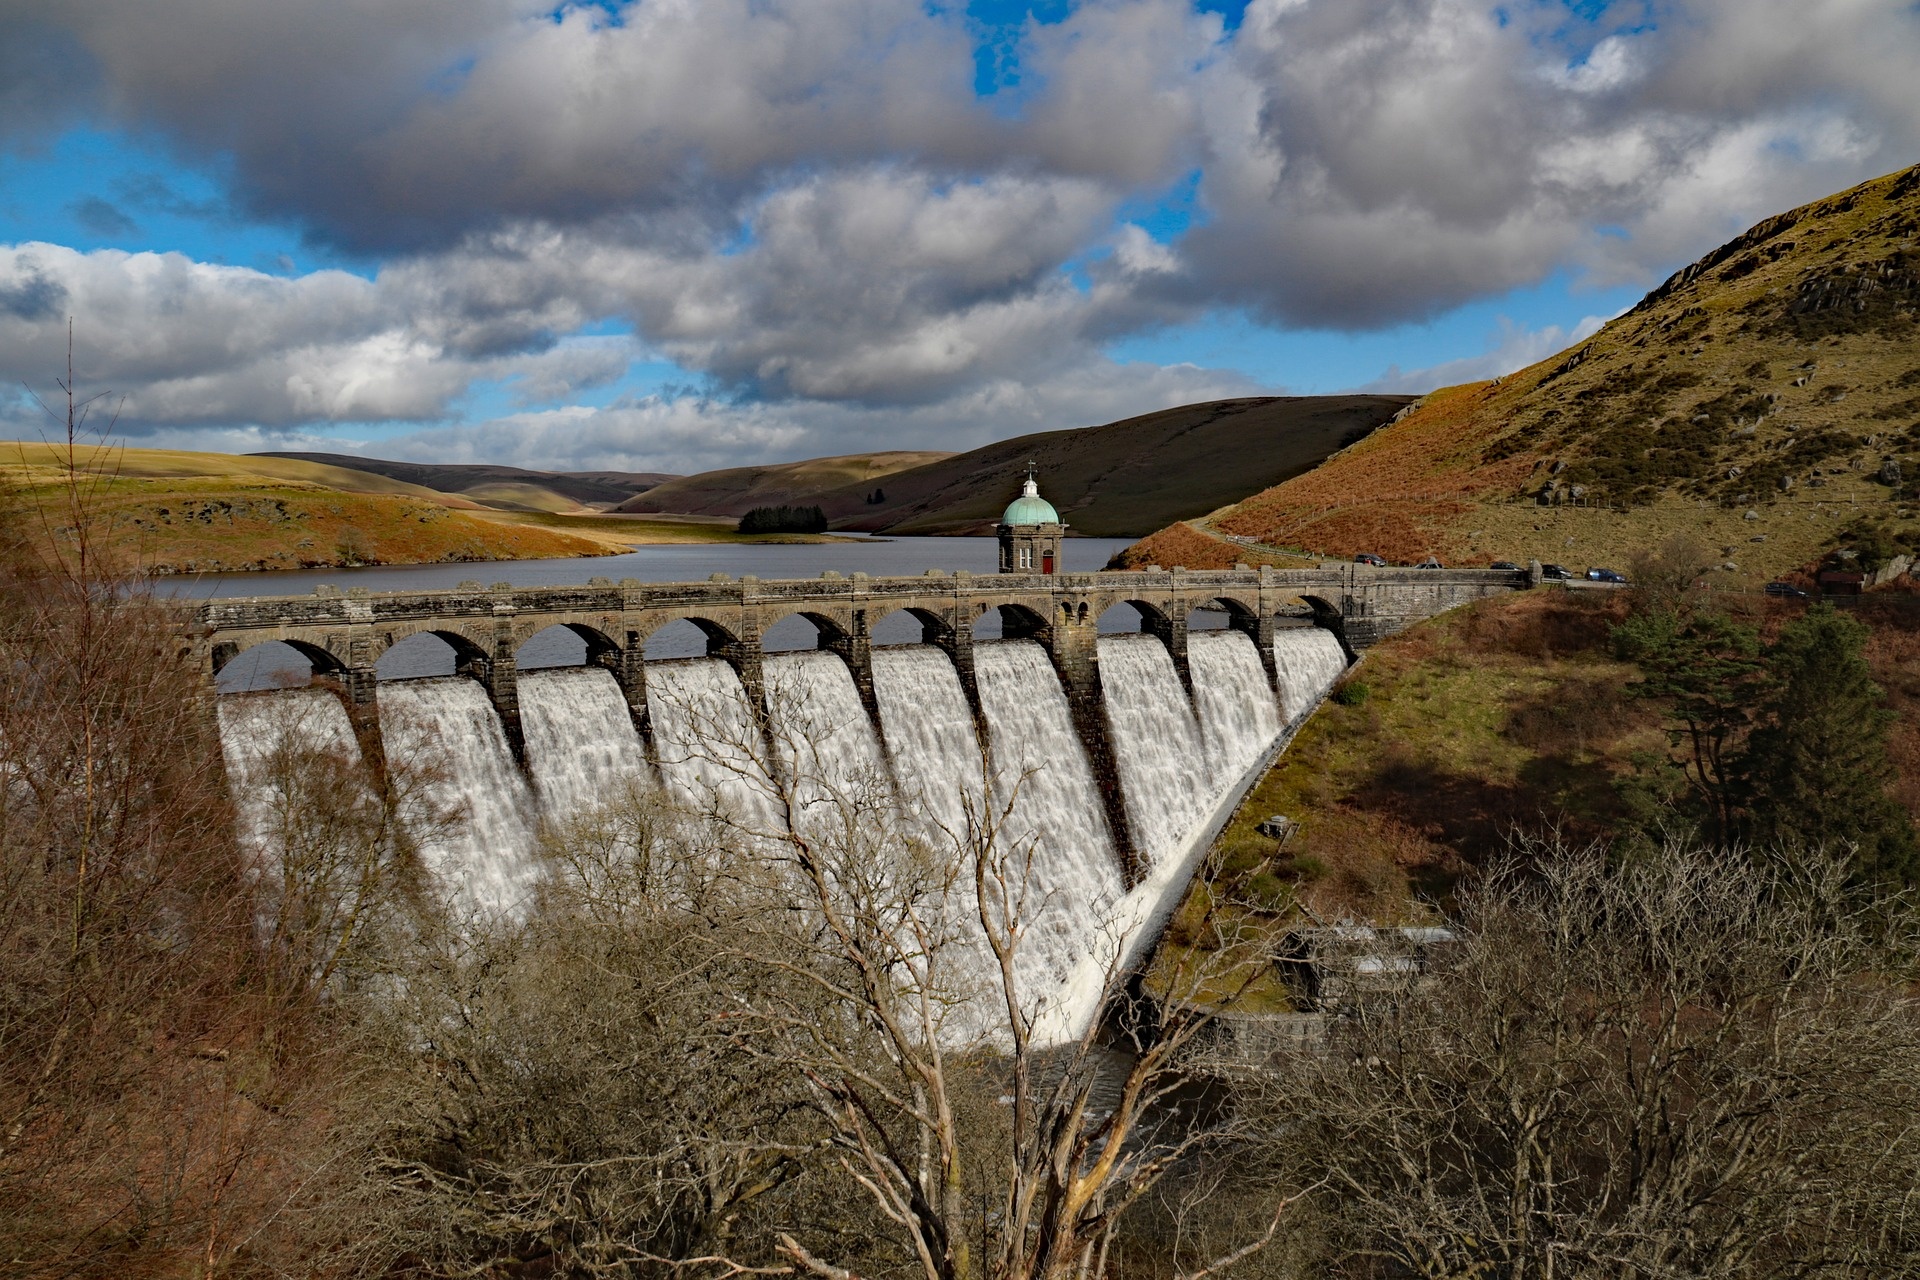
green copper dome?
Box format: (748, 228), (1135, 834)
(1001, 476), (1060, 525)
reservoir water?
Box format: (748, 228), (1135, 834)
(164, 534), (1137, 599)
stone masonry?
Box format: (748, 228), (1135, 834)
(187, 564), (1528, 886)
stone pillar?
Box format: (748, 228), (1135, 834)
(590, 638), (649, 737)
(1040, 614), (1143, 888)
(480, 619), (526, 763)
(342, 665), (380, 706)
(932, 619), (989, 741)
(344, 616), (380, 706)
(718, 622), (766, 710)
(823, 608), (882, 733)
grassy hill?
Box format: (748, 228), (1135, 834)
(0, 442), (613, 573)
(617, 451), (950, 518)
(1119, 164), (1920, 580)
(258, 452), (676, 511)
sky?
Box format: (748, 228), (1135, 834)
(0, 0), (1916, 475)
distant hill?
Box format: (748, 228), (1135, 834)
(1120, 164), (1920, 580)
(826, 396), (1413, 537)
(623, 398), (1414, 537)
(0, 442), (611, 573)
(617, 451), (952, 519)
(256, 452), (676, 510)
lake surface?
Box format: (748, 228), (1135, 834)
(169, 535), (1138, 600)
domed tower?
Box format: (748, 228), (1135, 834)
(997, 466), (1065, 574)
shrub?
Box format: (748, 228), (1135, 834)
(1334, 680), (1371, 706)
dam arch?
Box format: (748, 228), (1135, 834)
(375, 629), (487, 681)
(872, 606), (951, 646)
(212, 637), (345, 693)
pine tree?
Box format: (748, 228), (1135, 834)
(1742, 604), (1919, 886)
(1613, 609), (1767, 842)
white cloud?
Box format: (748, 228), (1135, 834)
(1358, 313), (1608, 394)
(1, 0), (1917, 469)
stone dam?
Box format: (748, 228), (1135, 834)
(200, 564), (1526, 1042)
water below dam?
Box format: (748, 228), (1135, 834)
(217, 624), (1348, 1042)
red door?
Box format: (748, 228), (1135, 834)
(1042, 552), (1054, 574)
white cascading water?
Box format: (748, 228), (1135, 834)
(1097, 634), (1209, 867)
(216, 617), (1354, 1046)
(1273, 628), (1350, 724)
(1188, 630), (1284, 786)
(518, 667), (654, 829)
(972, 641), (1124, 990)
(870, 646), (987, 850)
(645, 658), (779, 832)
(764, 650), (892, 833)
(379, 677), (543, 919)
(218, 687), (365, 866)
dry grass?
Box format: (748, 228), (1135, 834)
(4, 473), (611, 574)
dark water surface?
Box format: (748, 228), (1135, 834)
(169, 535), (1137, 600)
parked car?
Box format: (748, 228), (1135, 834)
(1540, 563), (1573, 580)
(1586, 567), (1627, 583)
(1489, 561), (1521, 571)
(1354, 552), (1387, 566)
(1765, 581), (1810, 598)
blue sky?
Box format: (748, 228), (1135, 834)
(0, 0), (1912, 472)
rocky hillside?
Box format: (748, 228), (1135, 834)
(1119, 164), (1920, 580)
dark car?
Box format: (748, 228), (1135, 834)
(1354, 553), (1387, 567)
(1586, 567), (1627, 584)
(1765, 581), (1810, 598)
(1489, 561), (1521, 571)
(1540, 563), (1573, 580)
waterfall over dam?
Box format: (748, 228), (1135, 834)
(219, 622), (1351, 1040)
(199, 563), (1532, 1038)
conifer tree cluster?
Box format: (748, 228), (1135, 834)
(1615, 602), (1918, 884)
(736, 504), (828, 534)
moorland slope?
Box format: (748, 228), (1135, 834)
(1120, 164), (1920, 580)
(259, 452), (675, 511)
(0, 443), (612, 573)
(619, 451), (949, 519)
(823, 396), (1414, 537)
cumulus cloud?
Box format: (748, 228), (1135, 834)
(0, 243), (633, 431)
(369, 356), (1266, 475)
(1172, 0), (1920, 325)
(1, 0), (1917, 468)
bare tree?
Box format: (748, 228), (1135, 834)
(324, 785), (823, 1278)
(1267, 838), (1920, 1279)
(650, 664), (1313, 1280)
(0, 353), (347, 1275)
